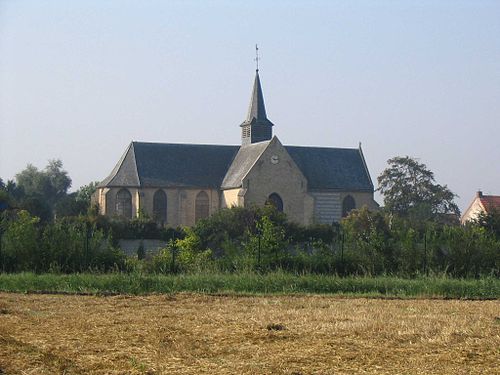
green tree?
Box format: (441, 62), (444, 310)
(2, 210), (40, 272)
(245, 214), (288, 270)
(377, 156), (459, 219)
(474, 208), (500, 239)
(76, 181), (99, 207)
(15, 160), (72, 220)
(54, 193), (87, 218)
(341, 207), (393, 274)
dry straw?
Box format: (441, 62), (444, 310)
(0, 293), (499, 374)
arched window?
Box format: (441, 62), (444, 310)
(266, 193), (283, 212)
(342, 195), (356, 217)
(116, 189), (132, 219)
(153, 190), (167, 224)
(195, 191), (209, 222)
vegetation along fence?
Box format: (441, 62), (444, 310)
(0, 206), (499, 278)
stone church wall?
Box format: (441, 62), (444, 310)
(311, 191), (378, 224)
(97, 187), (140, 217)
(311, 192), (341, 224)
(221, 188), (241, 208)
(97, 187), (220, 227)
(345, 191), (379, 212)
(241, 138), (314, 225)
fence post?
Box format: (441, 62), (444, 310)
(170, 240), (177, 273)
(339, 228), (345, 276)
(256, 222), (262, 271)
(0, 225), (3, 273)
(257, 233), (261, 270)
(341, 232), (345, 264)
(84, 221), (93, 270)
(423, 231), (428, 276)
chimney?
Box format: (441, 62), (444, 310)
(476, 191), (483, 198)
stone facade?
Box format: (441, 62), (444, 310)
(235, 137), (314, 224)
(97, 187), (220, 227)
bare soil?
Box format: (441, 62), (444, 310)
(0, 292), (498, 374)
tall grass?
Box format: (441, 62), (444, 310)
(0, 272), (498, 299)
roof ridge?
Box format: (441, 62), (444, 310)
(285, 144), (359, 151)
(132, 141), (239, 147)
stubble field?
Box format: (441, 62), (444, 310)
(0, 292), (499, 374)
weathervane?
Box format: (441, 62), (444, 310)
(255, 44), (260, 72)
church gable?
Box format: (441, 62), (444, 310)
(240, 137), (313, 223)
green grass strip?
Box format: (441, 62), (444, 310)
(0, 272), (498, 299)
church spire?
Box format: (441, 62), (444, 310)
(240, 48), (274, 145)
(245, 71), (268, 123)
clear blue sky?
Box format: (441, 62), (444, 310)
(1, 0), (499, 211)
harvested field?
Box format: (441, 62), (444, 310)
(0, 293), (499, 374)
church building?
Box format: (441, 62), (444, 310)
(94, 70), (378, 226)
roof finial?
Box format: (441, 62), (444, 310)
(255, 44), (259, 72)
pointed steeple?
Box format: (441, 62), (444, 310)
(245, 71), (268, 122)
(240, 70), (274, 145)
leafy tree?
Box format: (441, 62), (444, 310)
(1, 210), (40, 272)
(0, 179), (23, 209)
(0, 179), (11, 211)
(53, 182), (100, 218)
(245, 214), (288, 270)
(474, 209), (500, 239)
(15, 159), (72, 220)
(44, 159), (72, 202)
(341, 207), (393, 274)
(16, 160), (71, 203)
(54, 193), (88, 218)
(76, 181), (99, 207)
(20, 196), (52, 222)
(377, 156), (460, 219)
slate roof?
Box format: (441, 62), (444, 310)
(285, 146), (374, 191)
(245, 72), (268, 122)
(99, 142), (239, 188)
(99, 143), (140, 187)
(100, 140), (374, 192)
(240, 71), (274, 128)
(221, 141), (270, 189)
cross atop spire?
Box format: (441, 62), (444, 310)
(255, 44), (260, 72)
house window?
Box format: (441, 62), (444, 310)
(116, 189), (132, 219)
(266, 193), (283, 212)
(342, 195), (356, 217)
(195, 191), (209, 222)
(153, 189), (167, 224)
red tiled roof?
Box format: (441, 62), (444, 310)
(480, 196), (500, 213)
